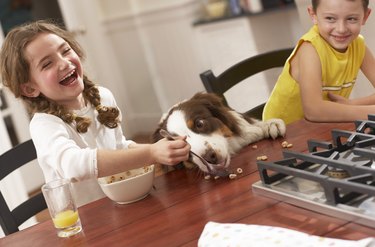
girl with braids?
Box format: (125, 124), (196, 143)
(0, 20), (190, 206)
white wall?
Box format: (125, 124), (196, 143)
(55, 0), (375, 138)
(57, 0), (205, 136)
(194, 6), (303, 112)
(100, 0), (205, 134)
(352, 1), (375, 98)
(72, 0), (303, 134)
(1, 1), (305, 140)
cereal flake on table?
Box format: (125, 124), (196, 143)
(256, 155), (268, 161)
(281, 141), (293, 148)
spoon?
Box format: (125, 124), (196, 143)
(159, 129), (229, 176)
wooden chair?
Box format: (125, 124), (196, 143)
(200, 47), (294, 119)
(0, 139), (47, 235)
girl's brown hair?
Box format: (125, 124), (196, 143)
(311, 0), (369, 12)
(0, 20), (119, 133)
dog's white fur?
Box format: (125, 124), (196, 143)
(153, 93), (286, 175)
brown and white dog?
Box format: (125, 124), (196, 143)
(152, 93), (286, 176)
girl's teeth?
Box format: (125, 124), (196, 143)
(61, 70), (75, 81)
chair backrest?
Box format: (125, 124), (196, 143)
(0, 139), (47, 235)
(200, 47), (294, 119)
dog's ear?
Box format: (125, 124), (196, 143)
(198, 93), (242, 136)
(151, 124), (164, 143)
(151, 113), (168, 143)
(211, 107), (242, 136)
(151, 127), (162, 143)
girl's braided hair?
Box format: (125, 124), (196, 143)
(0, 20), (119, 133)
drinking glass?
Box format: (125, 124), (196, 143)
(41, 178), (82, 238)
(203, 0), (228, 18)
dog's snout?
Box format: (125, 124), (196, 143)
(203, 149), (218, 164)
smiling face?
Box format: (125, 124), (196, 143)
(23, 33), (85, 110)
(309, 0), (370, 52)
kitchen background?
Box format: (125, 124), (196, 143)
(0, 0), (375, 236)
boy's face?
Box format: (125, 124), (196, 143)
(22, 33), (85, 110)
(308, 0), (371, 52)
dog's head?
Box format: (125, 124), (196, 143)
(152, 92), (242, 176)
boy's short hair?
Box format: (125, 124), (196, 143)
(311, 0), (369, 12)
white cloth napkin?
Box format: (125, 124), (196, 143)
(198, 221), (375, 247)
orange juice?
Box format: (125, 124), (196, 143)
(52, 210), (79, 228)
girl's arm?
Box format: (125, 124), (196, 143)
(31, 113), (190, 180)
(296, 42), (375, 122)
(96, 138), (190, 178)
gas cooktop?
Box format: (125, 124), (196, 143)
(252, 116), (375, 227)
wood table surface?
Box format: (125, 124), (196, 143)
(1, 120), (374, 246)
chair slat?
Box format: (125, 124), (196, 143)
(0, 140), (47, 235)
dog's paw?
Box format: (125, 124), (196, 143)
(266, 118), (286, 139)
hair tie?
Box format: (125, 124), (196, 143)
(95, 104), (102, 111)
(96, 104), (108, 112)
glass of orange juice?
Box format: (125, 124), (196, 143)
(42, 178), (82, 237)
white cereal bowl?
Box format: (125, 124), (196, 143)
(98, 165), (155, 204)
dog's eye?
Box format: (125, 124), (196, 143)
(195, 119), (205, 129)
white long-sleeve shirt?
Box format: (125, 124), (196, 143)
(30, 86), (134, 206)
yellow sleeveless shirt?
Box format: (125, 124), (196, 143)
(262, 25), (366, 125)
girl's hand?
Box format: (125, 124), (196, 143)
(328, 92), (351, 104)
(150, 137), (190, 165)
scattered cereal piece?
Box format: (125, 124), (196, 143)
(204, 175), (211, 180)
(214, 175), (220, 180)
(229, 174), (237, 179)
(252, 145), (258, 149)
(281, 141), (288, 148)
(286, 143), (293, 148)
(236, 168), (243, 174)
(257, 155), (268, 161)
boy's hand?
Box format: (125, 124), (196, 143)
(328, 92), (350, 104)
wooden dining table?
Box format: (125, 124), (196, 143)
(1, 119), (375, 246)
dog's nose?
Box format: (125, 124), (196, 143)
(203, 149), (218, 164)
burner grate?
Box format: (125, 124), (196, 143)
(253, 116), (375, 227)
(257, 151), (375, 205)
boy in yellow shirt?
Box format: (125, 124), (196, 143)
(263, 0), (375, 124)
